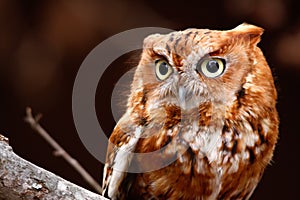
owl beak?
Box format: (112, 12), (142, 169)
(178, 86), (187, 108)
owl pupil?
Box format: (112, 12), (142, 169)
(159, 62), (168, 75)
(206, 60), (219, 73)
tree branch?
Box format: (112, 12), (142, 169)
(24, 107), (102, 194)
(0, 135), (107, 199)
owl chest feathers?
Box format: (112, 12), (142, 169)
(133, 101), (260, 170)
(118, 96), (275, 198)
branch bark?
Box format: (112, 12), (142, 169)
(0, 136), (108, 200)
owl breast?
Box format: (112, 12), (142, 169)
(128, 96), (276, 199)
(102, 24), (279, 200)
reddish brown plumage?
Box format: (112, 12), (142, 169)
(102, 23), (279, 200)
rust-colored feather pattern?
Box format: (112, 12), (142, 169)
(102, 23), (279, 200)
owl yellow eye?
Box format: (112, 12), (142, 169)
(155, 59), (173, 80)
(197, 58), (225, 78)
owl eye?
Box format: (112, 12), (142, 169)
(155, 59), (173, 80)
(197, 58), (225, 78)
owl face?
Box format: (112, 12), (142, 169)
(130, 24), (266, 111)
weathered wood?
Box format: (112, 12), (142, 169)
(0, 137), (107, 200)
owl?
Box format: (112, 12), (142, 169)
(102, 23), (279, 200)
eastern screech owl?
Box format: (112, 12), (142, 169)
(102, 23), (279, 200)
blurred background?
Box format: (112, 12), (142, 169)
(1, 0), (299, 199)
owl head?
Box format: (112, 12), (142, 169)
(128, 23), (276, 123)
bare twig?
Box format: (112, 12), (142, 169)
(24, 107), (102, 194)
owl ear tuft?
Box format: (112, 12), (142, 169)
(143, 34), (163, 49)
(232, 23), (264, 46)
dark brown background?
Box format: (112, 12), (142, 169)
(1, 0), (299, 199)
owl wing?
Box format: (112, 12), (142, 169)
(102, 113), (142, 199)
